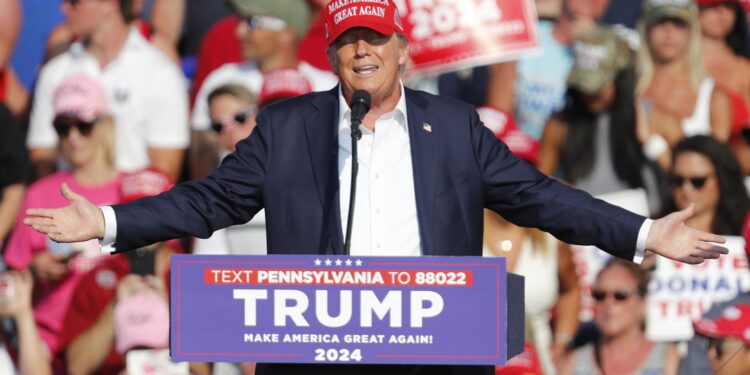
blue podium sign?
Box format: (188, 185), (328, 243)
(170, 255), (523, 365)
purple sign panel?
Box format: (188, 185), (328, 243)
(170, 255), (509, 365)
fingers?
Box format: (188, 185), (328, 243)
(680, 255), (704, 265)
(25, 208), (58, 219)
(60, 183), (82, 203)
(697, 232), (727, 245)
(696, 242), (729, 255)
(673, 203), (695, 222)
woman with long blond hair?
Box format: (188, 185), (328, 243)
(635, 0), (732, 171)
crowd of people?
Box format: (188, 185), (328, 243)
(0, 0), (750, 374)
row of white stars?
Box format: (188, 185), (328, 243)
(314, 258), (363, 267)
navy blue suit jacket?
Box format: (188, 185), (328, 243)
(113, 86), (644, 258)
(111, 87), (644, 374)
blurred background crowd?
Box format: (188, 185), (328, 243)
(1, 0), (750, 374)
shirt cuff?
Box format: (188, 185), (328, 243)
(634, 218), (653, 264)
(99, 206), (118, 253)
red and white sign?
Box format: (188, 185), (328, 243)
(397, 0), (539, 76)
(646, 236), (750, 342)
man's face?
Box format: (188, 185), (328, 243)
(62, 0), (110, 37)
(235, 15), (289, 62)
(330, 27), (408, 103)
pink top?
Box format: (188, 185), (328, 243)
(4, 172), (121, 354)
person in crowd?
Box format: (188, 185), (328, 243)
(0, 103), (31, 250)
(479, 106), (580, 375)
(636, 0), (732, 171)
(660, 135), (750, 236)
(0, 0), (28, 117)
(190, 0), (337, 133)
(698, 0), (750, 128)
(678, 211), (750, 375)
(537, 25), (664, 212)
(27, 0), (188, 181)
(692, 303), (750, 375)
(485, 0), (611, 139)
(58, 168), (185, 375)
(0, 270), (52, 375)
(45, 0), (184, 64)
(190, 84), (258, 257)
(24, 1), (730, 374)
(559, 259), (670, 375)
(4, 75), (121, 368)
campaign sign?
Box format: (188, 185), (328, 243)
(170, 255), (521, 365)
(396, 0), (539, 76)
(646, 236), (750, 342)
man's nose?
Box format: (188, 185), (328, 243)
(354, 39), (370, 57)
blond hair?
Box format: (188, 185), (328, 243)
(635, 7), (707, 96)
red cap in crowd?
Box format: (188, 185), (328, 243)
(259, 68), (313, 106)
(743, 213), (750, 258)
(477, 106), (539, 165)
(694, 304), (750, 345)
(324, 0), (405, 44)
(120, 167), (174, 204)
(114, 291), (170, 354)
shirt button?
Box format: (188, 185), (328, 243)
(376, 244), (382, 249)
(375, 208), (381, 214)
(375, 174), (380, 180)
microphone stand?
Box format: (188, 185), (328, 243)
(344, 118), (362, 256)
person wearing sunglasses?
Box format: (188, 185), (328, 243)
(635, 0), (732, 171)
(190, 0), (337, 137)
(692, 303), (750, 375)
(559, 259), (668, 375)
(670, 135), (750, 375)
(661, 135), (750, 236)
(4, 75), (121, 367)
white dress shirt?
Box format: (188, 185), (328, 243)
(101, 83), (650, 262)
(337, 84), (421, 257)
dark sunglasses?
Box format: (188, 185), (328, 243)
(211, 107), (256, 133)
(669, 174), (711, 189)
(241, 15), (288, 31)
(591, 289), (637, 302)
(53, 116), (97, 137)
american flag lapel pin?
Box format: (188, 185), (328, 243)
(422, 122), (432, 133)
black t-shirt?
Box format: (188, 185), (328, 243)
(0, 104), (31, 190)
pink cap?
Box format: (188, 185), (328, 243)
(114, 291), (169, 354)
(53, 74), (107, 123)
(477, 106), (539, 165)
(259, 68), (313, 106)
(120, 168), (174, 204)
(324, 0), (405, 44)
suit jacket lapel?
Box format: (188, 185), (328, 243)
(304, 87), (344, 254)
(405, 88), (439, 256)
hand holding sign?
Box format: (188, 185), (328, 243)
(646, 204), (728, 264)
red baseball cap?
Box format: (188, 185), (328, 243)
(696, 0), (738, 6)
(120, 167), (174, 204)
(477, 106), (539, 165)
(324, 0), (405, 44)
(694, 304), (750, 345)
(260, 68), (313, 106)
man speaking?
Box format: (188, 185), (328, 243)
(26, 0), (726, 374)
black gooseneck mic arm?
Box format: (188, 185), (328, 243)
(344, 90), (371, 255)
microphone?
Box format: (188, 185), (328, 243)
(344, 90), (371, 255)
(349, 90), (371, 140)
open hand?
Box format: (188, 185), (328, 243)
(23, 183), (105, 243)
(646, 204), (728, 264)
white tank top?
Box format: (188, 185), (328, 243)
(681, 78), (715, 137)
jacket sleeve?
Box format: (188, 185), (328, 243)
(111, 110), (273, 252)
(471, 109), (645, 260)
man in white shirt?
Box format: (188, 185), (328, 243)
(27, 0), (188, 181)
(25, 1), (728, 374)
